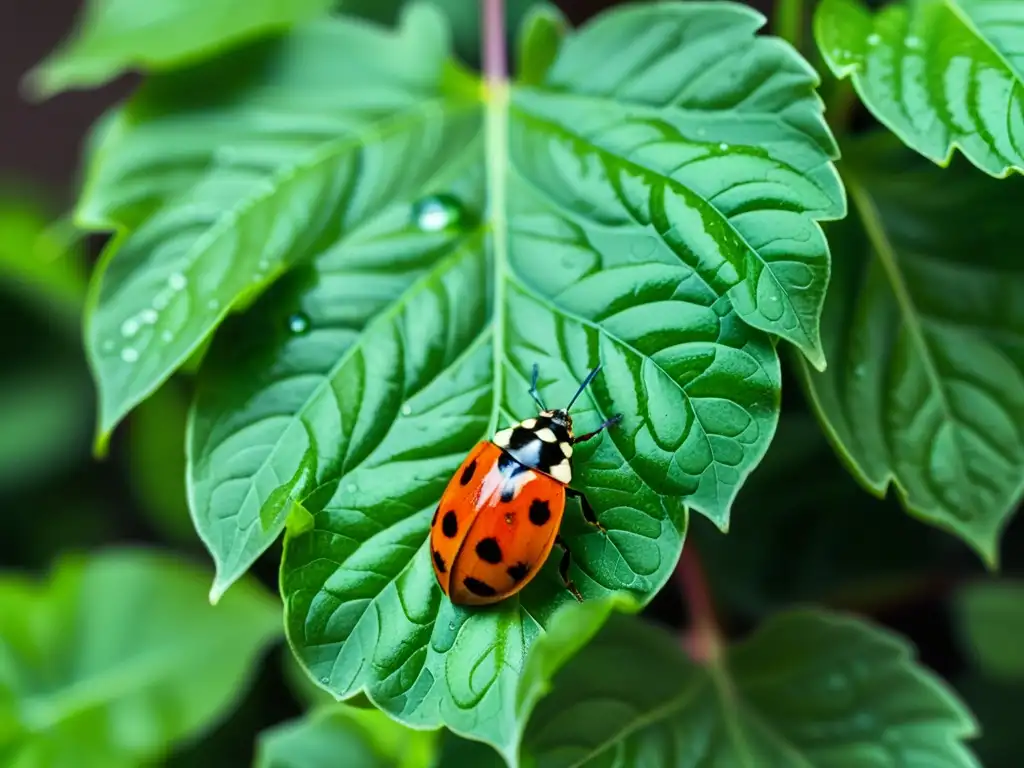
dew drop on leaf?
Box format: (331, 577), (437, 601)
(320, 677), (329, 685)
(905, 35), (921, 50)
(160, 330), (173, 343)
(207, 299), (220, 311)
(448, 621), (456, 631)
(120, 347), (139, 363)
(121, 318), (140, 338)
(867, 33), (881, 46)
(411, 194), (462, 232)
(854, 364), (866, 379)
(345, 483), (357, 494)
(719, 142), (730, 151)
(168, 272), (187, 291)
(400, 404), (412, 416)
(140, 308), (158, 324)
(286, 312), (310, 335)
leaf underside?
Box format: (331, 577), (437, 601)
(75, 2), (843, 755)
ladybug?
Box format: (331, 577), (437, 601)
(429, 363), (621, 606)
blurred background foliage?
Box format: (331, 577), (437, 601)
(1, 0), (1023, 766)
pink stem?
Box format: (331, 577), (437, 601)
(675, 544), (722, 664)
(482, 0), (508, 83)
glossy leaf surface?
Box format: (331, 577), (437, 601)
(816, 0), (1024, 177)
(74, 2), (844, 754)
(0, 549), (280, 768)
(513, 610), (979, 767)
(27, 0), (333, 97)
(799, 135), (1024, 562)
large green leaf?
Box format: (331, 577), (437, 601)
(0, 548), (281, 768)
(954, 580), (1024, 681)
(26, 0), (333, 98)
(815, 0), (1024, 177)
(76, 0), (843, 754)
(799, 134), (1024, 562)
(255, 703), (436, 768)
(510, 610), (979, 767)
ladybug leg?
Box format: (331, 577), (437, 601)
(555, 535), (584, 602)
(566, 487), (606, 533)
(571, 413), (622, 445)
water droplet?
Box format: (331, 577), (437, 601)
(207, 299), (220, 311)
(121, 318), (140, 338)
(287, 312), (310, 335)
(102, 340), (115, 352)
(160, 330), (173, 342)
(346, 483), (357, 493)
(168, 272), (187, 291)
(320, 677), (329, 685)
(140, 308), (158, 324)
(854, 364), (866, 379)
(867, 33), (881, 46)
(258, 259), (270, 270)
(411, 194), (462, 232)
(448, 621), (456, 631)
(400, 404), (412, 416)
(905, 35), (921, 49)
(120, 347), (139, 363)
(504, 513), (513, 525)
(719, 142), (730, 151)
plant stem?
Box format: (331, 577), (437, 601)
(675, 544), (723, 664)
(482, 0), (507, 83)
(775, 0), (805, 52)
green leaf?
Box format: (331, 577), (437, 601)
(0, 548), (281, 768)
(514, 610), (979, 767)
(798, 133), (1024, 563)
(77, 0), (844, 754)
(255, 703), (436, 768)
(815, 0), (1024, 177)
(956, 674), (1024, 768)
(79, 6), (469, 452)
(954, 580), (1024, 681)
(26, 0), (334, 98)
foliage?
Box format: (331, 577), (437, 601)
(6, 0), (1024, 765)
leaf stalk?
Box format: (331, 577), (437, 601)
(676, 544), (723, 664)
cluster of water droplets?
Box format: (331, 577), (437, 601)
(107, 271), (190, 363)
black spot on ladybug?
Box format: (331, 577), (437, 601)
(432, 550), (446, 573)
(431, 506), (439, 527)
(507, 562), (530, 583)
(463, 577), (497, 597)
(529, 499), (551, 526)
(442, 511), (458, 538)
(475, 537), (503, 564)
(500, 483), (516, 503)
(460, 460), (476, 486)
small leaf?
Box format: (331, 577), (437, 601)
(815, 0), (1024, 177)
(514, 610), (980, 767)
(954, 580), (1024, 681)
(0, 548), (281, 767)
(26, 0), (334, 98)
(799, 134), (1024, 562)
(255, 703), (436, 768)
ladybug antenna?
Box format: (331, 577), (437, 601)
(566, 365), (602, 412)
(528, 363), (547, 411)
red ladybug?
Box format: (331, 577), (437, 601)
(429, 364), (620, 605)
